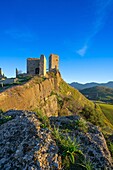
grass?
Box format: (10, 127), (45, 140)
(107, 142), (113, 158)
(33, 110), (89, 169)
(78, 158), (94, 170)
(33, 109), (50, 128)
(60, 80), (94, 109)
(99, 103), (113, 125)
(80, 105), (104, 126)
(0, 110), (13, 125)
(52, 127), (84, 169)
(74, 118), (88, 132)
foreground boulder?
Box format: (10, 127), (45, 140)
(0, 110), (113, 170)
(50, 116), (113, 169)
(0, 110), (61, 170)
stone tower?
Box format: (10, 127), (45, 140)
(39, 55), (46, 76)
(0, 68), (4, 79)
(16, 68), (19, 78)
(49, 54), (59, 71)
(0, 68), (2, 75)
(27, 58), (40, 75)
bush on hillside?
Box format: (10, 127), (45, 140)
(80, 105), (103, 126)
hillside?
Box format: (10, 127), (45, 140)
(70, 81), (113, 90)
(0, 72), (113, 130)
(0, 71), (94, 116)
(0, 72), (113, 169)
(80, 86), (113, 103)
(99, 103), (113, 125)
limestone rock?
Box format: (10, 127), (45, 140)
(0, 110), (61, 170)
(50, 116), (113, 169)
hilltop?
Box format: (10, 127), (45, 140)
(80, 86), (113, 103)
(0, 71), (93, 116)
(70, 81), (113, 90)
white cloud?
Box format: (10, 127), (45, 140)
(76, 0), (113, 57)
(76, 45), (88, 57)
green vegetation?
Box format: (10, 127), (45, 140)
(0, 110), (13, 125)
(14, 75), (32, 85)
(60, 80), (93, 107)
(80, 86), (113, 104)
(79, 104), (113, 136)
(79, 105), (104, 126)
(78, 158), (94, 170)
(57, 118), (88, 133)
(99, 103), (113, 126)
(108, 142), (113, 158)
(52, 127), (83, 169)
(34, 109), (50, 128)
(34, 108), (92, 169)
(33, 76), (46, 84)
(52, 126), (95, 169)
(74, 118), (88, 132)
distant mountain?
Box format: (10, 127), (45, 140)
(69, 81), (113, 90)
(80, 86), (113, 103)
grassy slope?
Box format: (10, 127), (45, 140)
(99, 103), (113, 125)
(54, 79), (113, 133)
(80, 86), (113, 103)
(59, 79), (95, 113)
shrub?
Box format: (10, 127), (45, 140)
(80, 105), (103, 126)
(74, 118), (88, 132)
(0, 110), (12, 125)
(109, 142), (113, 157)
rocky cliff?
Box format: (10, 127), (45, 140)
(0, 71), (94, 117)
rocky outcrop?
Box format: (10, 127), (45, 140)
(50, 116), (113, 169)
(0, 73), (60, 116)
(0, 72), (94, 117)
(0, 110), (113, 170)
(0, 110), (61, 170)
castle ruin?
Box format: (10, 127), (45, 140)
(0, 53), (59, 82)
(0, 68), (5, 80)
(27, 54), (59, 76)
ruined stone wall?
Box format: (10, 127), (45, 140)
(0, 68), (2, 75)
(49, 54), (59, 71)
(27, 58), (40, 75)
(39, 55), (46, 76)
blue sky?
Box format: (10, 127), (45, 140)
(0, 0), (113, 83)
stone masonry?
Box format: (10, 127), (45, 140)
(27, 58), (40, 75)
(0, 68), (4, 80)
(0, 68), (2, 75)
(39, 55), (46, 76)
(27, 54), (59, 76)
(49, 54), (59, 71)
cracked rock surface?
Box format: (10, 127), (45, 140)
(0, 110), (61, 170)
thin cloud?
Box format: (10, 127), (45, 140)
(77, 0), (113, 57)
(76, 45), (88, 57)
